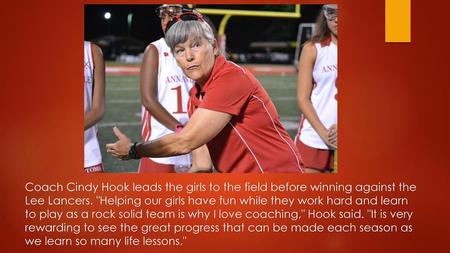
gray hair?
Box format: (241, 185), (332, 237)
(165, 20), (216, 52)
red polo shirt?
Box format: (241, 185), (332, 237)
(189, 56), (304, 173)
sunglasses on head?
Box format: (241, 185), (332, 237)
(165, 12), (204, 33)
(155, 5), (183, 19)
(323, 5), (338, 21)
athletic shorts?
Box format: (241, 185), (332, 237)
(139, 158), (175, 173)
(296, 140), (334, 172)
(84, 163), (104, 173)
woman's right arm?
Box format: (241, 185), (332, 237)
(106, 108), (232, 160)
(140, 44), (181, 131)
(297, 42), (336, 149)
(190, 145), (213, 173)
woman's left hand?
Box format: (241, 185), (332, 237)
(327, 124), (338, 149)
(106, 127), (133, 160)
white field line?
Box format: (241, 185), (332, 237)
(107, 99), (140, 104)
(108, 87), (140, 91)
(106, 78), (139, 82)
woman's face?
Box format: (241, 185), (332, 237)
(327, 17), (338, 37)
(173, 35), (218, 85)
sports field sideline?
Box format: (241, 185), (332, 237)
(99, 63), (301, 172)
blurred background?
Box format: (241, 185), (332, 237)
(84, 4), (324, 172)
(85, 5), (322, 63)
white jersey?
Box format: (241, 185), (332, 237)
(141, 38), (194, 165)
(84, 41), (102, 167)
(297, 39), (337, 150)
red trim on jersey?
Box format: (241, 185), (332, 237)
(320, 36), (332, 47)
(141, 109), (152, 142)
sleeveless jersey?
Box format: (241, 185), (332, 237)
(141, 38), (194, 165)
(84, 41), (102, 167)
(297, 39), (337, 150)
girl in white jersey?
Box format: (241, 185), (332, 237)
(295, 5), (338, 173)
(84, 41), (105, 173)
(139, 5), (211, 173)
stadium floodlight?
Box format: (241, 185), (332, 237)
(104, 12), (111, 20)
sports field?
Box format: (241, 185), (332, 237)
(98, 64), (301, 173)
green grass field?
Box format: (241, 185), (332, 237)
(98, 71), (301, 173)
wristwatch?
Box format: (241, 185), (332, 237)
(128, 142), (140, 159)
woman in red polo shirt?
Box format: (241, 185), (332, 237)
(106, 12), (304, 173)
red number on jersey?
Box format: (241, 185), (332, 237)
(171, 85), (186, 114)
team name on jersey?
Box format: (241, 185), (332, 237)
(165, 75), (194, 84)
(322, 64), (337, 73)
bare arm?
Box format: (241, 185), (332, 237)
(106, 108), (232, 160)
(84, 44), (105, 130)
(190, 145), (213, 173)
(140, 44), (180, 131)
(297, 42), (336, 149)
